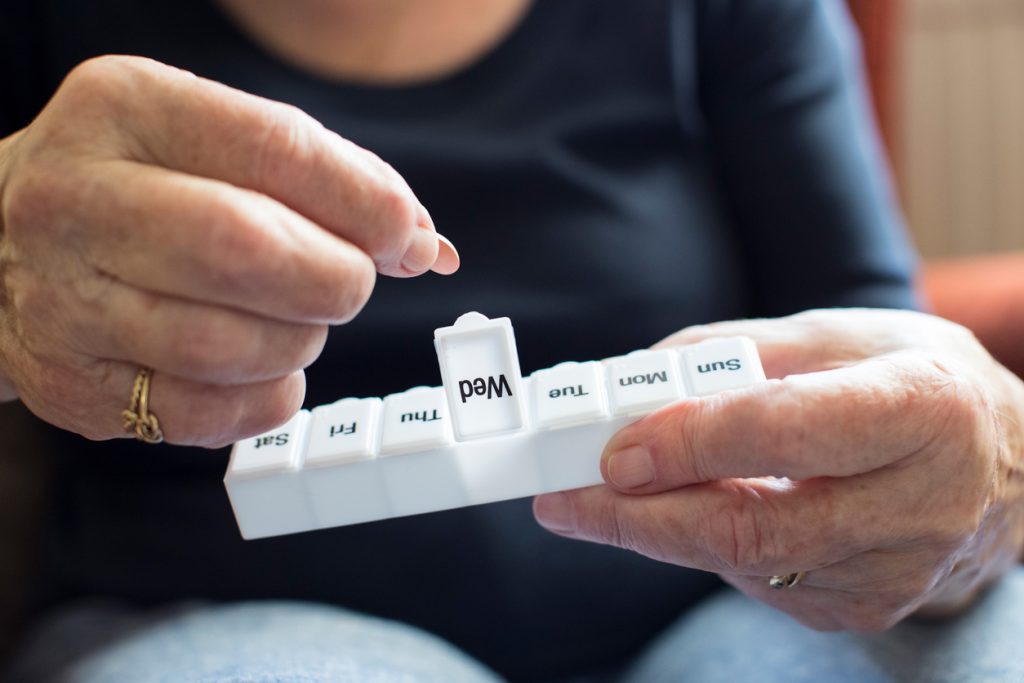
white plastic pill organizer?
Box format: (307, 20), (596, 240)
(225, 313), (767, 540)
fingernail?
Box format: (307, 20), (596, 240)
(606, 446), (655, 489)
(400, 227), (440, 273)
(534, 493), (576, 533)
(431, 233), (460, 275)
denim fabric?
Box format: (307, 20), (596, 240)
(6, 601), (502, 683)
(622, 566), (1024, 683)
(7, 566), (1024, 683)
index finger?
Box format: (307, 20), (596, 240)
(66, 160), (377, 325)
(533, 475), (875, 576)
(600, 352), (967, 493)
(653, 309), (913, 379)
(74, 56), (451, 277)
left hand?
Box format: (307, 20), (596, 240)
(533, 309), (1024, 631)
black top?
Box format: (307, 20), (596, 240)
(0, 0), (918, 680)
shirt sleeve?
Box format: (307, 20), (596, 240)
(688, 0), (920, 315)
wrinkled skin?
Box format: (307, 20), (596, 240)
(0, 56), (458, 447)
(535, 309), (1024, 630)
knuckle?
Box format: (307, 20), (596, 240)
(360, 171), (418, 260)
(62, 56), (125, 97)
(680, 400), (715, 481)
(50, 56), (183, 160)
(57, 56), (147, 118)
(600, 506), (645, 555)
(567, 493), (644, 554)
(879, 353), (994, 472)
(252, 102), (316, 189)
(68, 54), (143, 80)
(70, 267), (119, 311)
(704, 496), (778, 573)
(909, 354), (985, 434)
(910, 355), (997, 503)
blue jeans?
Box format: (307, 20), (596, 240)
(8, 566), (1024, 682)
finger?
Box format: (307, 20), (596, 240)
(718, 574), (918, 632)
(725, 551), (945, 630)
(793, 547), (950, 596)
(51, 276), (328, 385)
(784, 542), (984, 620)
(654, 319), (825, 379)
(600, 353), (960, 492)
(652, 309), (915, 378)
(534, 453), (969, 578)
(16, 356), (306, 448)
(147, 369), (307, 447)
(70, 56), (449, 277)
(538, 456), (972, 591)
(533, 477), (873, 576)
(62, 160), (377, 324)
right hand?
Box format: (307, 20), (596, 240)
(0, 55), (458, 448)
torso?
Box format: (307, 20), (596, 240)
(214, 0), (532, 84)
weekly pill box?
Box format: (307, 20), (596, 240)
(225, 314), (766, 539)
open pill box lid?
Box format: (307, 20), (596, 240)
(434, 312), (528, 441)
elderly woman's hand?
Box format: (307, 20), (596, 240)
(0, 56), (457, 447)
(534, 309), (1024, 630)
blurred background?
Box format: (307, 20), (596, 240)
(848, 0), (1024, 382)
(852, 0), (1024, 257)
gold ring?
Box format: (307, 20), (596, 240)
(768, 572), (806, 590)
(121, 367), (164, 444)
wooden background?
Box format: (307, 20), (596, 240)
(899, 0), (1024, 257)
